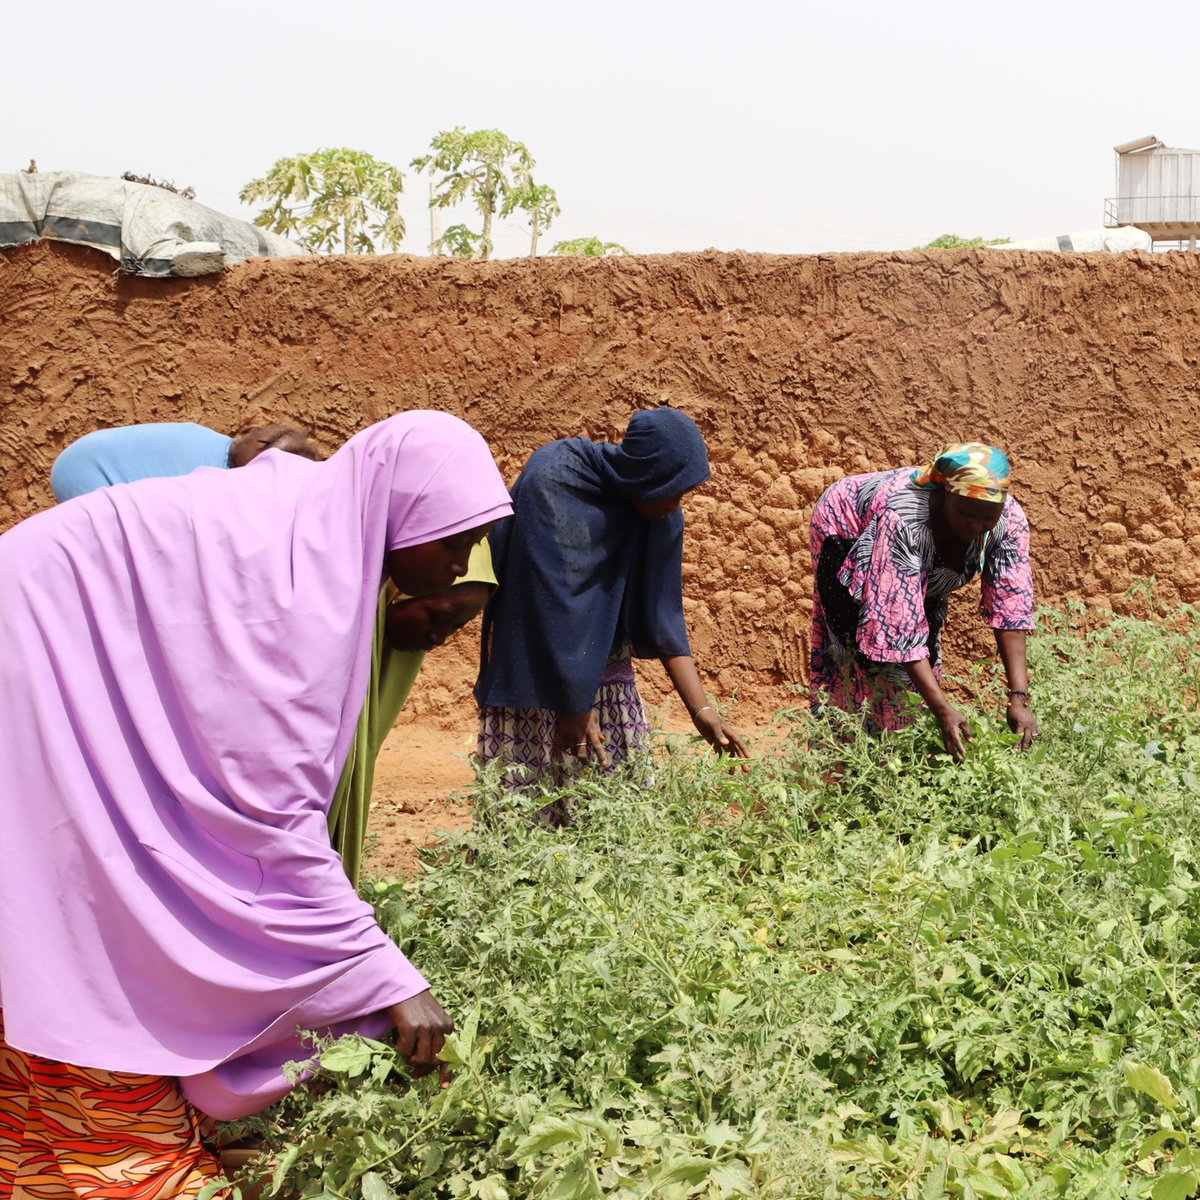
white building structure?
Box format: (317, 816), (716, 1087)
(1105, 135), (1200, 250)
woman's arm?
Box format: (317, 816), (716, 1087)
(993, 628), (1039, 749)
(904, 657), (972, 762)
(979, 500), (1038, 751)
(661, 654), (750, 757)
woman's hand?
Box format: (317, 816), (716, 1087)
(692, 706), (750, 758)
(932, 703), (972, 763)
(905, 659), (971, 762)
(1006, 697), (1039, 749)
(660, 655), (749, 759)
(389, 990), (454, 1086)
(555, 709), (609, 767)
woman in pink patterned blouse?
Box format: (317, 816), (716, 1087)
(809, 442), (1038, 761)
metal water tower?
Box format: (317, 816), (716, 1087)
(1105, 135), (1200, 249)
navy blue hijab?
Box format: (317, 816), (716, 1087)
(475, 408), (711, 714)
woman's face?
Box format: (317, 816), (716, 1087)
(386, 524), (494, 596)
(386, 583), (490, 652)
(228, 424), (317, 466)
(942, 492), (1004, 543)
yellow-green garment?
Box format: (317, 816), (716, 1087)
(328, 540), (497, 885)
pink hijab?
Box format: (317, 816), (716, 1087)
(0, 411), (511, 1118)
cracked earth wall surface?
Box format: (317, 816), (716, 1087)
(3, 240), (1199, 729)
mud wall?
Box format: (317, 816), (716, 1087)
(3, 241), (1199, 726)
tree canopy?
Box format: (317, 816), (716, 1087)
(240, 148), (406, 254)
(551, 236), (630, 257)
(241, 135), (631, 259)
(432, 224), (487, 260)
(511, 182), (561, 257)
(412, 128), (555, 261)
(916, 233), (1010, 249)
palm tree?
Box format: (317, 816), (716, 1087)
(506, 181), (560, 256)
(240, 148), (406, 254)
(412, 128), (536, 261)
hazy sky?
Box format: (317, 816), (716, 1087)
(6, 0), (1199, 257)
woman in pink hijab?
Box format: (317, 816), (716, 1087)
(0, 411), (512, 1195)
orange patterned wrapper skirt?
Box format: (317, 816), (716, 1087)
(0, 1015), (223, 1199)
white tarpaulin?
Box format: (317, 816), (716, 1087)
(986, 226), (1153, 253)
(0, 171), (307, 276)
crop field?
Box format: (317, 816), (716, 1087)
(218, 600), (1200, 1200)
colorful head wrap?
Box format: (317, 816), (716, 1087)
(911, 442), (1010, 503)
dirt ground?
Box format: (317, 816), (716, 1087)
(365, 723), (476, 877)
(4, 239), (1200, 871)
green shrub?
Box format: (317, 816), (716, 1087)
(220, 602), (1200, 1199)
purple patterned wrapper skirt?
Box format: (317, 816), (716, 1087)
(477, 646), (652, 790)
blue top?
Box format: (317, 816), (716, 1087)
(51, 423), (233, 501)
(475, 408), (711, 714)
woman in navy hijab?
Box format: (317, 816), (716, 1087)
(475, 407), (747, 809)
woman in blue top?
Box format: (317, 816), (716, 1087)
(475, 407), (747, 808)
(50, 421), (315, 500)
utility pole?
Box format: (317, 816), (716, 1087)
(428, 173), (440, 255)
